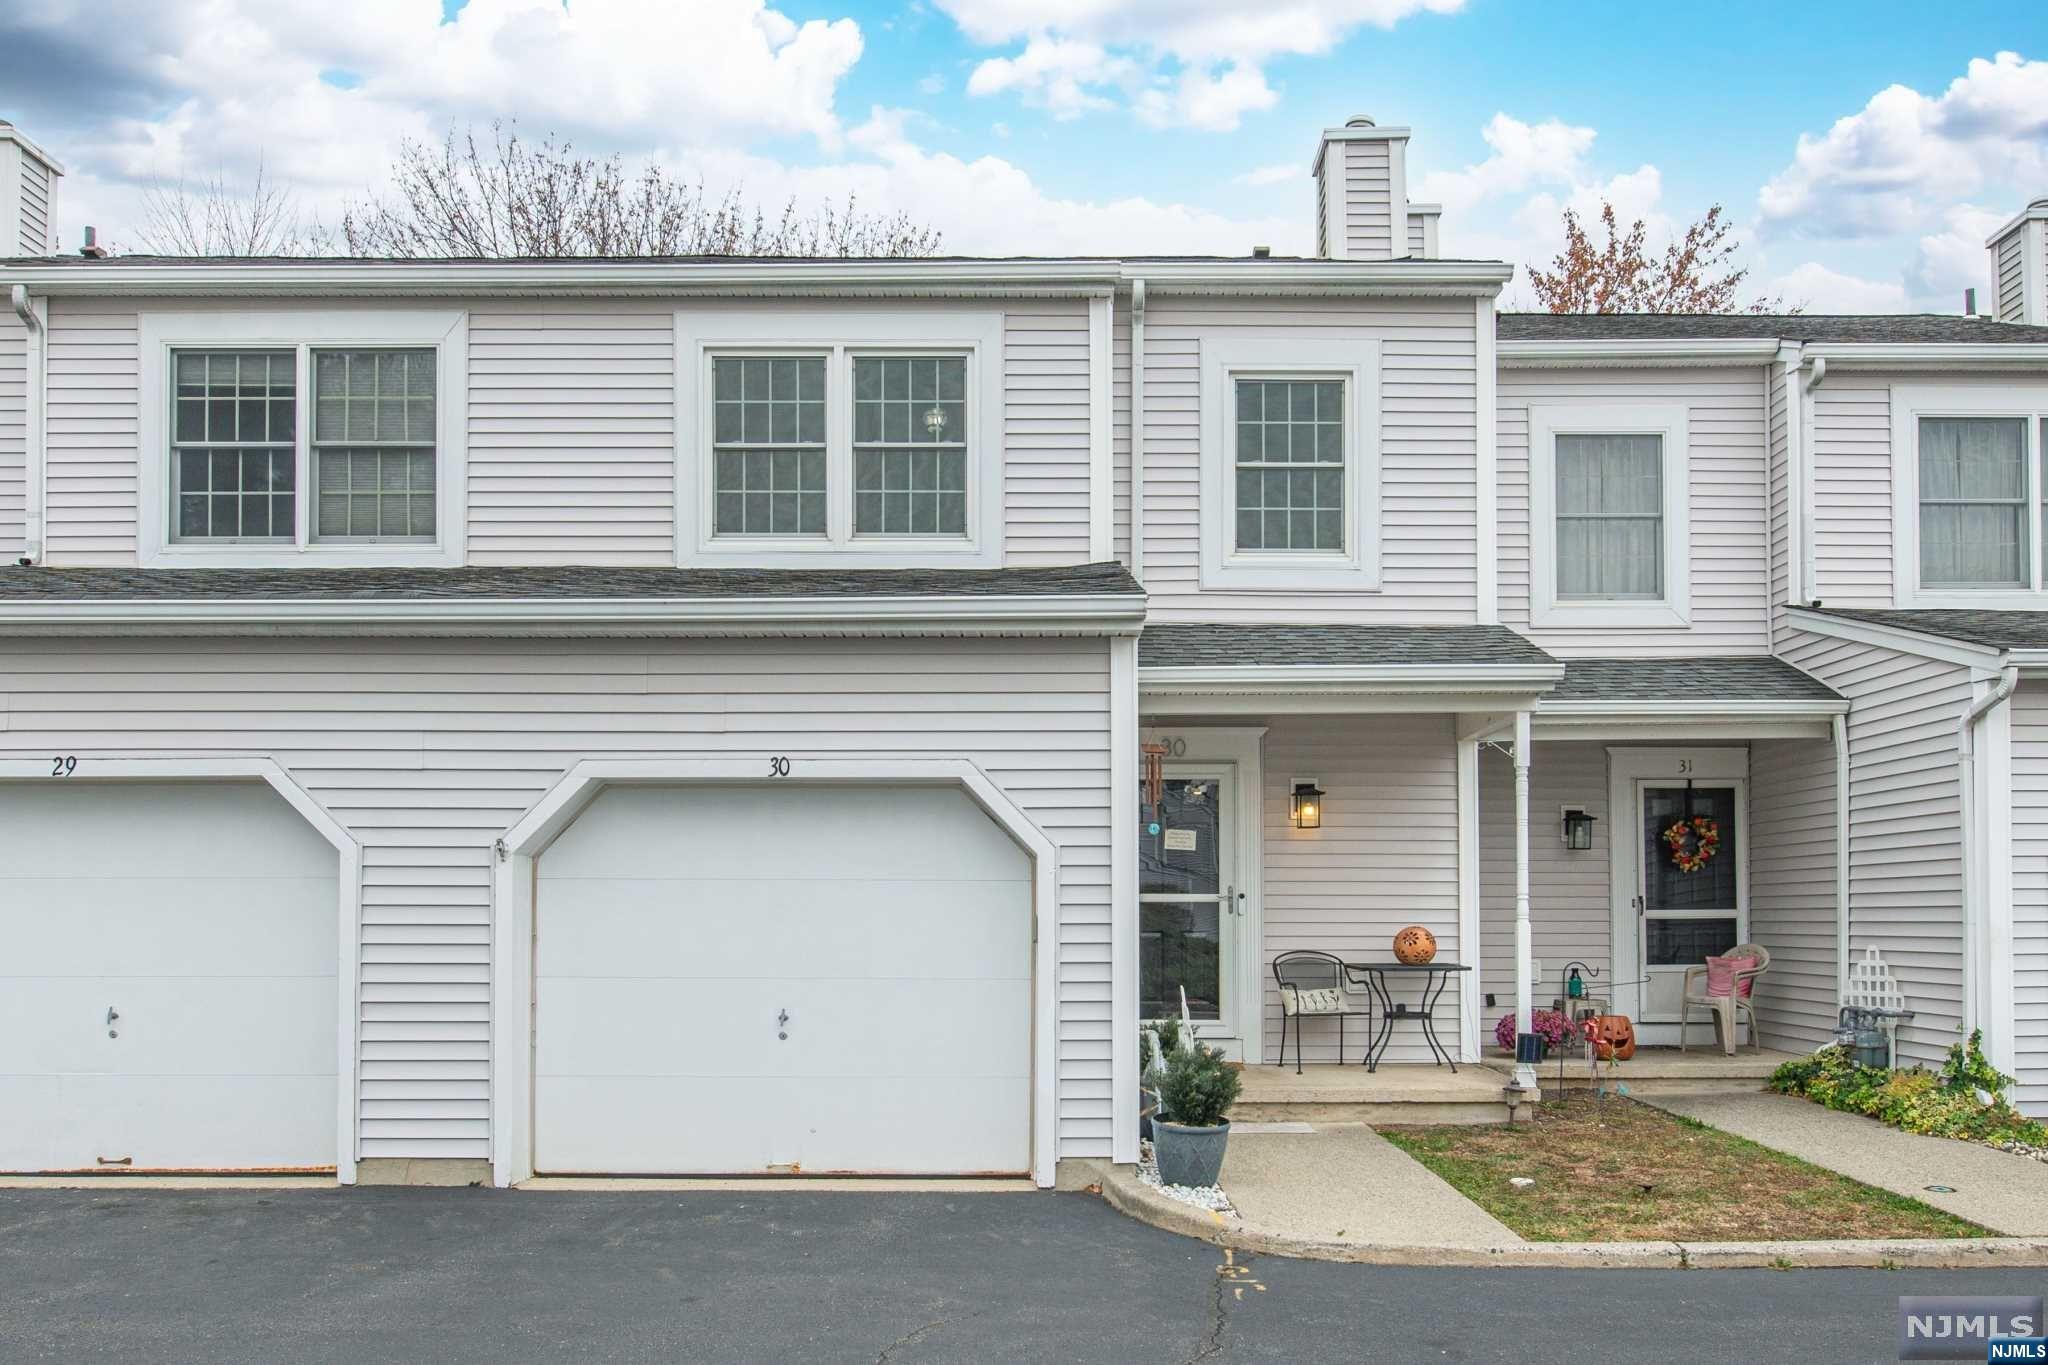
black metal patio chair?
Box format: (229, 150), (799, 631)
(1273, 950), (1373, 1073)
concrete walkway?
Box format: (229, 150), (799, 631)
(1647, 1091), (2048, 1236)
(1217, 1123), (1524, 1248)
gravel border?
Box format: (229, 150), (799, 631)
(1134, 1140), (1236, 1217)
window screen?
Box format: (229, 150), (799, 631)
(312, 349), (437, 541)
(1233, 379), (1344, 552)
(852, 356), (967, 536)
(712, 356), (826, 536)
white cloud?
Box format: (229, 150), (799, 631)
(1236, 163), (1302, 187)
(918, 73), (946, 95)
(1758, 51), (2048, 239)
(1906, 203), (2011, 308)
(939, 0), (1464, 130)
(1762, 261), (1909, 313)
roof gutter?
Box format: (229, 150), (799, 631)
(1140, 662), (1565, 692)
(1803, 342), (2048, 370)
(1497, 337), (1782, 368)
(0, 591), (1149, 637)
(8, 284), (43, 565)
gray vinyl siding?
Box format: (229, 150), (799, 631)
(1003, 298), (1093, 566)
(1498, 365), (1772, 656)
(1138, 294), (1478, 623)
(1339, 140), (1394, 261)
(467, 304), (674, 564)
(1406, 217), (1427, 258)
(1258, 714), (1461, 1063)
(0, 635), (1117, 1161)
(0, 312), (23, 558)
(1479, 742), (1612, 1026)
(2012, 683), (2048, 1111)
(1781, 629), (1970, 1064)
(35, 295), (1096, 570)
(1747, 737), (1841, 1050)
(1810, 375), (1894, 608)
(18, 155), (52, 256)
(43, 297), (138, 564)
(1998, 228), (2027, 323)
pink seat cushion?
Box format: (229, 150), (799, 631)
(1705, 955), (1758, 997)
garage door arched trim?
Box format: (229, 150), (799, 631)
(491, 757), (1061, 1188)
(0, 755), (364, 1185)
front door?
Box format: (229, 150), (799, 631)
(1139, 765), (1242, 1052)
(1633, 778), (1747, 1028)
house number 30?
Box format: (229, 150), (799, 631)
(767, 756), (792, 777)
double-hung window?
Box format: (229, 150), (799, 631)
(1529, 403), (1690, 628)
(141, 311), (465, 566)
(679, 312), (1002, 567)
(1197, 338), (1380, 592)
(1893, 386), (2048, 606)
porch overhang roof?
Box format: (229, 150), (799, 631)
(1138, 623), (1564, 713)
(1529, 657), (1845, 738)
(1794, 607), (2048, 671)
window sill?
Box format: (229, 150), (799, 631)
(140, 544), (462, 570)
(1199, 558), (1380, 593)
(1530, 600), (1690, 629)
(678, 535), (998, 569)
(1898, 588), (2048, 609)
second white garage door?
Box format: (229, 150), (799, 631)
(534, 783), (1034, 1175)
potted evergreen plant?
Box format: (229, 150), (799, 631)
(1151, 1042), (1242, 1189)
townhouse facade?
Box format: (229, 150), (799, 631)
(3, 115), (2047, 1186)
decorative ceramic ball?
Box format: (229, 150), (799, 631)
(1392, 925), (1437, 965)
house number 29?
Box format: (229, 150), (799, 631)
(767, 756), (792, 777)
(50, 755), (77, 777)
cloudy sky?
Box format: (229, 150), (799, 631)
(2, 0), (2044, 309)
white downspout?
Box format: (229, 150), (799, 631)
(10, 283), (44, 565)
(1832, 711), (1851, 1008)
(1799, 356), (1827, 605)
(1129, 278), (1146, 582)
(1957, 662), (2019, 1052)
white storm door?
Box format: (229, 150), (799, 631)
(1139, 765), (1242, 1049)
(1633, 778), (1748, 1026)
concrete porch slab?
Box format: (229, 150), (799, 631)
(1479, 1046), (1802, 1096)
(1231, 1063), (1522, 1124)
(1644, 1091), (2048, 1237)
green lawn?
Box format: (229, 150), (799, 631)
(1378, 1091), (1988, 1242)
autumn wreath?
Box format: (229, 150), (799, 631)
(1662, 815), (1720, 873)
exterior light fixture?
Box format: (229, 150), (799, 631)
(923, 405), (948, 439)
(1290, 780), (1325, 830)
(1561, 807), (1597, 851)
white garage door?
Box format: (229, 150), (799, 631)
(535, 783), (1034, 1175)
(0, 782), (340, 1173)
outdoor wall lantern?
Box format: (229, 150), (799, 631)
(923, 405), (949, 439)
(1561, 807), (1597, 851)
(1290, 780), (1325, 830)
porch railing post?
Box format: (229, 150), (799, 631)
(1512, 709), (1537, 1093)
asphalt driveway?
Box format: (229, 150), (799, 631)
(0, 1187), (2035, 1363)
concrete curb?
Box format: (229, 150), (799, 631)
(1080, 1160), (2048, 1269)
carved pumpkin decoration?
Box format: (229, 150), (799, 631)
(1585, 1014), (1637, 1061)
(1392, 925), (1437, 965)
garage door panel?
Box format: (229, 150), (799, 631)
(536, 877), (1031, 980)
(0, 782), (341, 1174)
(2, 877), (338, 977)
(542, 785), (1029, 884)
(535, 782), (1035, 1176)
(0, 784), (336, 878)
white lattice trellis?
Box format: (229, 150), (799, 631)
(1842, 946), (1909, 1068)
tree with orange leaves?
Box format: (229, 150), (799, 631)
(1528, 202), (1787, 314)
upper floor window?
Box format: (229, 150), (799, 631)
(1892, 385), (2048, 607)
(1528, 403), (1690, 629)
(1197, 338), (1380, 593)
(139, 310), (466, 567)
(677, 311), (1003, 568)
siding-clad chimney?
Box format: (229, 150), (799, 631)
(0, 122), (65, 258)
(1313, 116), (1439, 261)
(1986, 196), (2048, 324)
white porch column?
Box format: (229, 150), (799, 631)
(1512, 709), (1537, 1092)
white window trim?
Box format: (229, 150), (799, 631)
(1891, 382), (2048, 608)
(675, 310), (1004, 568)
(1528, 401), (1691, 629)
(1198, 337), (1381, 592)
(137, 310), (467, 568)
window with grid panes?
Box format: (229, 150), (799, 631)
(712, 355), (826, 536)
(313, 349), (437, 541)
(172, 350), (297, 541)
(1233, 378), (1344, 552)
(852, 356), (967, 536)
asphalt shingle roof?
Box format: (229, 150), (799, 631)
(1499, 313), (2048, 345)
(0, 562), (1142, 601)
(1548, 657), (1840, 702)
(1806, 609), (2048, 652)
(1138, 623), (1556, 669)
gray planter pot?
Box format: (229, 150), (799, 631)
(1138, 1087), (1162, 1143)
(1152, 1119), (1230, 1189)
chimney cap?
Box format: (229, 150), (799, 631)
(1345, 114), (1376, 128)
(78, 226), (108, 259)
(1251, 245), (1271, 258)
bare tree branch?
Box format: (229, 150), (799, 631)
(1528, 202), (1790, 314)
(131, 158), (326, 256)
(337, 123), (943, 259)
